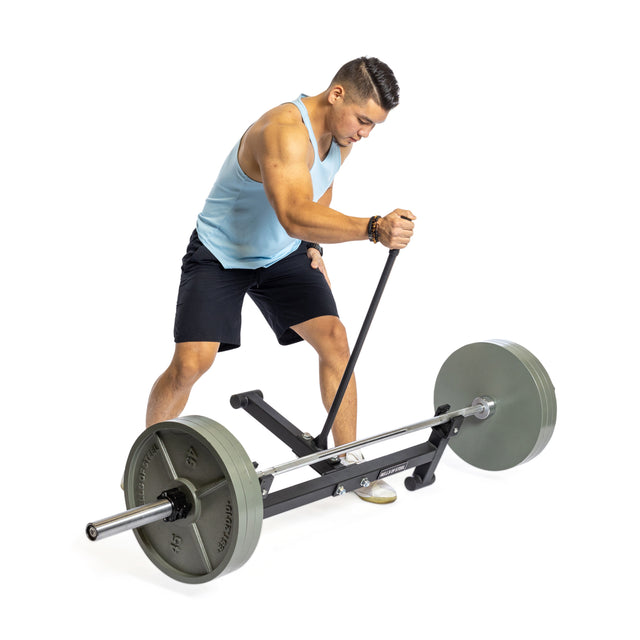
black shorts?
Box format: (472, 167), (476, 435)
(173, 230), (339, 351)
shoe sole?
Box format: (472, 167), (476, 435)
(354, 492), (397, 504)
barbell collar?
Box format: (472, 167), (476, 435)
(471, 396), (496, 420)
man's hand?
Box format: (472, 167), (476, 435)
(307, 247), (332, 287)
(377, 209), (416, 249)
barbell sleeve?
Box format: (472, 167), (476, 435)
(86, 499), (174, 542)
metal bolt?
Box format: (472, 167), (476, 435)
(302, 432), (313, 440)
(334, 485), (346, 496)
(360, 478), (370, 488)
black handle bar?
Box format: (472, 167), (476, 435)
(314, 249), (400, 449)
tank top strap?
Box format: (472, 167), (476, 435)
(290, 94), (341, 199)
(291, 95), (321, 159)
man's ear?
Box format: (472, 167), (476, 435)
(328, 84), (346, 105)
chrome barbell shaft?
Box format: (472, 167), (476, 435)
(86, 498), (173, 541)
(257, 399), (490, 479)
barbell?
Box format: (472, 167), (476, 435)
(86, 251), (557, 584)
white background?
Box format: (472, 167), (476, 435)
(2, 0), (638, 637)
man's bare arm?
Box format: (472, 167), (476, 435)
(258, 123), (414, 248)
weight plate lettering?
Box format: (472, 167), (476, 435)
(123, 416), (263, 583)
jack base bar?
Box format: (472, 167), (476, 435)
(263, 439), (437, 518)
(231, 390), (336, 474)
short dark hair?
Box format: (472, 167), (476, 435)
(331, 57), (400, 111)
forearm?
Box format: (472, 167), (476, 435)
(281, 200), (369, 244)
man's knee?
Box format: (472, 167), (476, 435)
(316, 318), (351, 362)
(170, 342), (218, 386)
(293, 315), (350, 361)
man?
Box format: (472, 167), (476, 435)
(146, 57), (415, 503)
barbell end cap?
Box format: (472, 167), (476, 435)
(86, 524), (99, 541)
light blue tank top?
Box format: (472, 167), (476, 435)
(196, 95), (342, 269)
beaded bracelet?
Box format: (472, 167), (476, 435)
(368, 215), (381, 243)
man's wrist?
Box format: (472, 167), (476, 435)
(367, 216), (382, 243)
(305, 242), (323, 256)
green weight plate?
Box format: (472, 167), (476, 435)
(433, 340), (556, 471)
(123, 416), (263, 583)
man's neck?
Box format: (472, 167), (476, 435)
(301, 92), (333, 157)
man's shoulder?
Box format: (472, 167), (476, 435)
(248, 103), (310, 158)
(254, 102), (305, 137)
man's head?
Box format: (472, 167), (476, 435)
(326, 57), (399, 147)
(330, 57), (400, 112)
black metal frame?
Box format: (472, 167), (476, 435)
(229, 248), (462, 520)
(231, 390), (463, 519)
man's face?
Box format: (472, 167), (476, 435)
(330, 95), (388, 148)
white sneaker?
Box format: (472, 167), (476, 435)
(341, 451), (397, 504)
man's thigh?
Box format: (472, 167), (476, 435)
(174, 231), (255, 351)
(248, 245), (339, 347)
